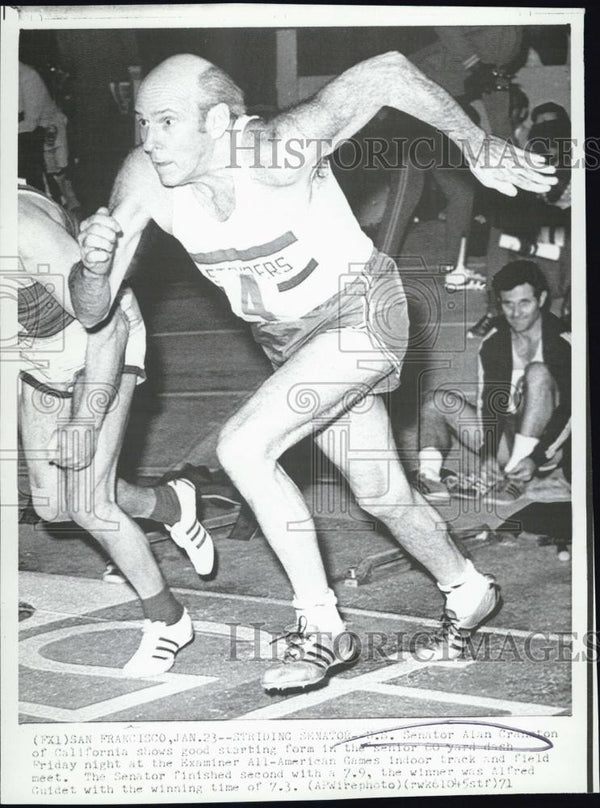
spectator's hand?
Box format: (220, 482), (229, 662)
(49, 421), (97, 471)
(480, 455), (502, 486)
(78, 207), (122, 275)
(505, 457), (536, 483)
(466, 135), (558, 197)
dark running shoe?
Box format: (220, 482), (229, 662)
(453, 475), (496, 501)
(19, 601), (35, 621)
(414, 472), (452, 504)
(262, 617), (359, 692)
(485, 478), (528, 505)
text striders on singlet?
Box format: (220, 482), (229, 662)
(171, 116), (374, 324)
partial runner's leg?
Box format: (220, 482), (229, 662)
(317, 394), (500, 660)
(63, 373), (192, 674)
(216, 330), (396, 617)
(63, 374), (167, 600)
(317, 394), (466, 583)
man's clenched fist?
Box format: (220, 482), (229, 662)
(78, 207), (122, 275)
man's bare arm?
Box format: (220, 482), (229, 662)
(258, 51), (555, 195)
(71, 147), (163, 327)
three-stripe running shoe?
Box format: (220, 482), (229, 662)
(165, 478), (215, 575)
(262, 617), (360, 692)
(123, 609), (194, 676)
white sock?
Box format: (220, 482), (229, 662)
(293, 589), (346, 635)
(419, 447), (443, 481)
(437, 558), (477, 593)
(504, 433), (539, 474)
(437, 560), (492, 626)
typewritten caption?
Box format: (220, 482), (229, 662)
(26, 722), (558, 801)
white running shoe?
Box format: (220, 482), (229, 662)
(123, 609), (194, 676)
(165, 479), (215, 575)
(444, 268), (486, 291)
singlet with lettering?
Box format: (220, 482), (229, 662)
(171, 116), (374, 323)
(17, 184), (76, 338)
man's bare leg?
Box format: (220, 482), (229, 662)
(216, 332), (474, 626)
(21, 376), (167, 599)
(317, 394), (500, 663)
(20, 374), (193, 675)
(417, 389), (488, 494)
(318, 394), (466, 579)
(503, 361), (560, 475)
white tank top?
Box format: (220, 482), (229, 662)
(171, 116), (374, 322)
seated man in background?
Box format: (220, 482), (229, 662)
(17, 184), (214, 675)
(417, 260), (570, 504)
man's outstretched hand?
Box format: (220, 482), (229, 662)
(466, 135), (558, 197)
(77, 207), (122, 275)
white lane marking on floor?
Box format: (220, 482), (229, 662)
(19, 677), (207, 723)
(18, 573), (569, 720)
(19, 571), (135, 629)
(19, 616), (275, 722)
(364, 683), (563, 716)
(19, 621), (216, 722)
(172, 586), (570, 644)
(18, 571), (570, 650)
(236, 652), (564, 720)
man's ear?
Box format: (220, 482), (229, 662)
(539, 290), (548, 309)
(205, 103), (231, 139)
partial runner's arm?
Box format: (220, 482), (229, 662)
(72, 147), (166, 327)
(257, 51), (555, 196)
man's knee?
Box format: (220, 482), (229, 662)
(30, 487), (67, 523)
(352, 467), (415, 519)
(216, 420), (274, 479)
(422, 388), (468, 418)
(524, 361), (554, 389)
(66, 493), (120, 532)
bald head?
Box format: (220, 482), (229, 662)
(143, 54), (213, 92)
(139, 53), (245, 124)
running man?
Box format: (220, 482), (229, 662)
(70, 53), (557, 690)
(17, 184), (214, 675)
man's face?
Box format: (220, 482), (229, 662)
(136, 80), (214, 186)
(498, 283), (546, 333)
